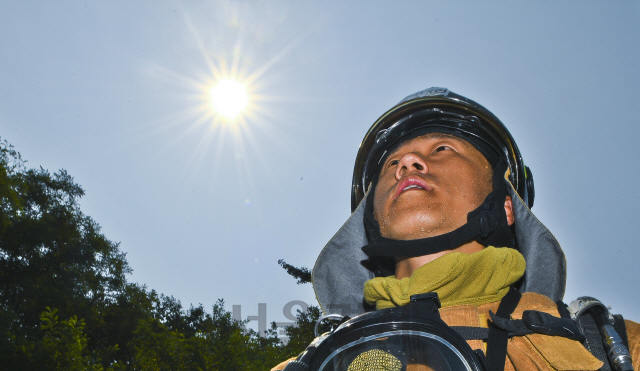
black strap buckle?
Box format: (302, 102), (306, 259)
(522, 310), (585, 342)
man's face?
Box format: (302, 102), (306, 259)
(373, 133), (493, 241)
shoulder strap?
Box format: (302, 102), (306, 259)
(568, 297), (634, 371)
(613, 314), (629, 350)
(556, 300), (572, 318)
(576, 311), (612, 371)
(486, 286), (521, 371)
(560, 299), (612, 370)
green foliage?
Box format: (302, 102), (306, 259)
(0, 139), (129, 369)
(278, 259), (312, 284)
(0, 141), (130, 328)
(0, 138), (319, 370)
(39, 307), (106, 371)
(283, 305), (321, 355)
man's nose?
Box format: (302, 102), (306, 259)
(395, 152), (429, 179)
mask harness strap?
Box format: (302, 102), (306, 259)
(362, 160), (514, 260)
(362, 188), (510, 257)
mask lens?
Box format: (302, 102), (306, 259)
(318, 330), (473, 371)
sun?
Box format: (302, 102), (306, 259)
(210, 79), (249, 119)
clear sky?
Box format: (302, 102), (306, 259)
(1, 1), (639, 333)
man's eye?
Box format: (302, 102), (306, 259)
(434, 145), (450, 153)
(387, 160), (399, 168)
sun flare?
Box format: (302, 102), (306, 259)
(210, 79), (249, 119)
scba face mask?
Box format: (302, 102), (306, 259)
(285, 293), (487, 371)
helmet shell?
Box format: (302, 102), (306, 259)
(351, 87), (534, 211)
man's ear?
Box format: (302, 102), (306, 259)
(504, 195), (515, 226)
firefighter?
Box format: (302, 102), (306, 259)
(274, 87), (639, 371)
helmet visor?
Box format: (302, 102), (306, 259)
(362, 108), (507, 195)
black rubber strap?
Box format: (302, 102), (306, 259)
(577, 314), (611, 371)
(613, 314), (629, 349)
(362, 219), (479, 257)
(555, 300), (571, 319)
(452, 325), (533, 340)
(361, 166), (513, 259)
(282, 361), (308, 371)
(486, 287), (521, 371)
(453, 327), (491, 340)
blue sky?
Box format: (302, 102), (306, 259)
(1, 1), (639, 333)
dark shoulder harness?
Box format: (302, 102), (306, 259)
(456, 292), (634, 371)
(284, 293), (634, 371)
(565, 297), (634, 371)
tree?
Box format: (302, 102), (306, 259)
(38, 307), (106, 371)
(0, 138), (319, 369)
(278, 259), (311, 285)
(282, 306), (321, 355)
(0, 139), (129, 369)
(277, 259), (322, 359)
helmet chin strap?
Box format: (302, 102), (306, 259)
(362, 161), (515, 260)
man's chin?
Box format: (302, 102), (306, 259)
(380, 223), (448, 241)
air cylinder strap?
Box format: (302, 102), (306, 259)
(486, 286), (521, 371)
(578, 314), (612, 371)
(613, 314), (629, 349)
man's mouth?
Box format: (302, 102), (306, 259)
(403, 184), (423, 191)
(395, 177), (432, 198)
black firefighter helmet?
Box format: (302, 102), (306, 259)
(351, 87), (535, 212)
